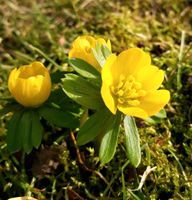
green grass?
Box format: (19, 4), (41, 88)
(0, 0), (192, 199)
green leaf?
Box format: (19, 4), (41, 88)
(99, 112), (122, 164)
(101, 45), (112, 59)
(0, 103), (23, 117)
(39, 105), (79, 128)
(155, 109), (167, 118)
(77, 108), (112, 145)
(124, 116), (141, 168)
(6, 109), (24, 152)
(48, 88), (81, 114)
(62, 74), (104, 110)
(31, 111), (43, 148)
(145, 109), (167, 124)
(92, 44), (112, 67)
(18, 110), (33, 153)
(7, 109), (44, 154)
(68, 58), (101, 81)
(51, 70), (65, 83)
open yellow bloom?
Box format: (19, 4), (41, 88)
(101, 48), (170, 119)
(8, 61), (52, 107)
(69, 35), (111, 72)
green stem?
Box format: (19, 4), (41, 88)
(177, 31), (185, 91)
(103, 170), (121, 196)
(168, 149), (192, 199)
(127, 189), (141, 200)
(23, 42), (60, 68)
(51, 179), (57, 200)
(121, 160), (130, 200)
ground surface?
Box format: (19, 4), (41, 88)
(0, 0), (192, 199)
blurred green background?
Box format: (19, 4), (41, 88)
(0, 0), (192, 199)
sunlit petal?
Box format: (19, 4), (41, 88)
(136, 65), (165, 90)
(102, 54), (117, 85)
(118, 105), (148, 119)
(139, 90), (170, 116)
(101, 82), (117, 114)
(113, 48), (151, 80)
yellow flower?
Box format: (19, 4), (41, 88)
(101, 48), (170, 119)
(69, 35), (111, 72)
(8, 61), (52, 107)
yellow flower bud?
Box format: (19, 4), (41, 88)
(8, 61), (52, 107)
(69, 35), (111, 72)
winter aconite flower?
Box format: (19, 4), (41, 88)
(69, 35), (111, 72)
(101, 48), (170, 119)
(8, 61), (51, 107)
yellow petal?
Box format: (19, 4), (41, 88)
(69, 48), (100, 69)
(97, 38), (107, 45)
(117, 105), (148, 119)
(10, 77), (29, 106)
(113, 48), (151, 80)
(12, 76), (42, 107)
(136, 65), (165, 90)
(71, 36), (94, 50)
(139, 89), (170, 116)
(101, 82), (117, 114)
(39, 72), (52, 104)
(102, 54), (117, 85)
(31, 61), (48, 74)
(8, 68), (20, 93)
(18, 62), (48, 78)
(83, 35), (95, 46)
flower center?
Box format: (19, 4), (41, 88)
(110, 75), (146, 106)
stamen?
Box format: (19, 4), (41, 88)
(118, 98), (125, 104)
(117, 81), (124, 89)
(128, 92), (138, 98)
(125, 81), (133, 90)
(128, 100), (140, 106)
(110, 86), (117, 94)
(111, 74), (145, 107)
(116, 89), (124, 96)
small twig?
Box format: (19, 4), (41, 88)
(70, 130), (116, 196)
(131, 166), (157, 191)
(70, 130), (84, 165)
(122, 166), (157, 200)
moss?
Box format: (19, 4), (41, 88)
(0, 0), (191, 199)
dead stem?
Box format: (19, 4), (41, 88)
(70, 130), (116, 197)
